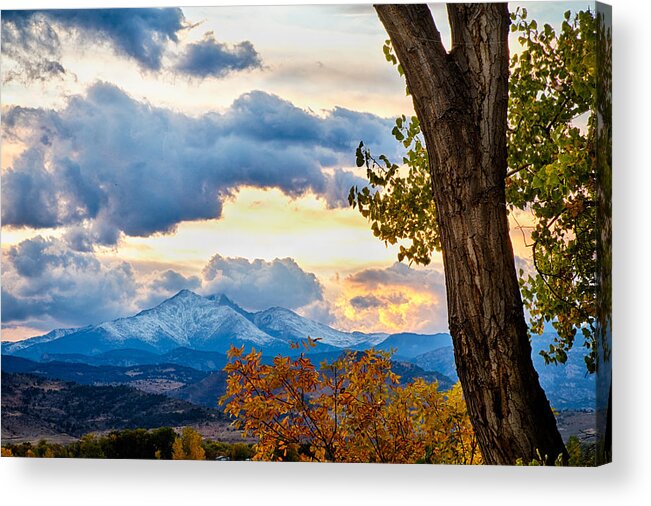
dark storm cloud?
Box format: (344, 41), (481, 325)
(150, 270), (201, 293)
(175, 33), (262, 78)
(1, 236), (138, 327)
(202, 254), (324, 311)
(347, 262), (446, 288)
(322, 168), (368, 208)
(1, 289), (40, 322)
(224, 91), (394, 153)
(349, 294), (383, 309)
(2, 9), (265, 82)
(7, 236), (97, 278)
(2, 83), (394, 247)
(48, 8), (185, 70)
(2, 8), (185, 74)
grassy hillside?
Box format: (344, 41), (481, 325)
(1, 372), (224, 442)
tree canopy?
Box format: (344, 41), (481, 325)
(221, 342), (480, 464)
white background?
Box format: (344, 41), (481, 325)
(0, 0), (649, 504)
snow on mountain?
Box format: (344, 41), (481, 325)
(1, 326), (84, 354)
(205, 293), (253, 319)
(253, 306), (386, 348)
(4, 290), (425, 360)
(98, 289), (273, 348)
(7, 290), (283, 359)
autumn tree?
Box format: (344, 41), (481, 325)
(221, 342), (480, 464)
(172, 427), (206, 460)
(355, 3), (573, 464)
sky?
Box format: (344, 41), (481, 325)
(0, 1), (592, 342)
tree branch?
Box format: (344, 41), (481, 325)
(506, 163), (533, 178)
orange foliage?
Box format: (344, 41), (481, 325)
(221, 341), (481, 464)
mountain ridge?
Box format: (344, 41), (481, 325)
(2, 289), (444, 360)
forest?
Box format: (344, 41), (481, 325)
(1, 424), (594, 466)
(1, 427), (254, 461)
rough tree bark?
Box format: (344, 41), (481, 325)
(375, 3), (567, 465)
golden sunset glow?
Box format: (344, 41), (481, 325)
(338, 286), (440, 332)
(115, 186), (403, 270)
(508, 208), (537, 260)
(0, 325), (44, 342)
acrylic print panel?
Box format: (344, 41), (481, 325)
(0, 2), (611, 466)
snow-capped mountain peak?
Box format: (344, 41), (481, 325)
(206, 293), (253, 319)
(5, 290), (422, 360)
(97, 290), (272, 347)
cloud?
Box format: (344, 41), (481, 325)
(150, 269), (201, 293)
(2, 9), (266, 82)
(349, 294), (383, 309)
(137, 269), (202, 309)
(1, 290), (41, 323)
(6, 235), (97, 278)
(337, 262), (449, 334)
(322, 166), (370, 209)
(1, 8), (186, 76)
(2, 83), (395, 248)
(1, 233), (328, 330)
(347, 262), (445, 289)
(0, 11), (65, 83)
(45, 8), (185, 70)
(1, 236), (138, 328)
(297, 300), (337, 326)
(201, 254), (324, 311)
(175, 32), (262, 78)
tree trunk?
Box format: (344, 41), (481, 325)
(375, 3), (567, 465)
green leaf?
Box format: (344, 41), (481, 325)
(355, 142), (365, 167)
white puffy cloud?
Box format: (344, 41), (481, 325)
(202, 254), (324, 311)
(2, 239), (329, 330)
